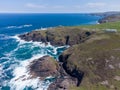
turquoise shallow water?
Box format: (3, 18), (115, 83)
(0, 13), (101, 90)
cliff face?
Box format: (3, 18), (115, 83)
(19, 27), (94, 46)
(20, 26), (120, 90)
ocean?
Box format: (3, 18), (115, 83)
(0, 13), (101, 90)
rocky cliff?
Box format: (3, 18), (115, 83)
(20, 26), (120, 90)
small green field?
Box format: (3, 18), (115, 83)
(77, 21), (120, 32)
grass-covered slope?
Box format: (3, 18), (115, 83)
(60, 33), (120, 90)
(78, 21), (120, 31)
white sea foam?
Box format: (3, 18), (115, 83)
(6, 24), (32, 29)
(11, 35), (27, 45)
(3, 36), (51, 89)
(0, 57), (10, 61)
(35, 27), (55, 31)
(6, 26), (16, 29)
(9, 54), (50, 90)
(13, 35), (50, 47)
(0, 34), (11, 40)
(40, 27), (47, 30)
(12, 35), (69, 56)
(0, 64), (9, 87)
(8, 34), (69, 90)
(0, 64), (3, 76)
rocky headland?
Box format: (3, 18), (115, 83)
(19, 27), (94, 46)
(96, 12), (120, 24)
(19, 15), (120, 90)
(90, 11), (120, 17)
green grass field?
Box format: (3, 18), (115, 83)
(76, 21), (120, 32)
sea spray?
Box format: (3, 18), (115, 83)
(6, 24), (32, 29)
(9, 54), (49, 90)
(0, 35), (68, 90)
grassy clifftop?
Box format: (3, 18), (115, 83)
(75, 21), (120, 31)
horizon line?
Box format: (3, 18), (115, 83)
(0, 10), (120, 14)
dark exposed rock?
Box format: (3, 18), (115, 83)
(85, 31), (91, 36)
(65, 36), (69, 45)
(62, 62), (84, 86)
(29, 56), (60, 80)
(59, 54), (84, 87)
(59, 54), (70, 63)
(19, 31), (47, 42)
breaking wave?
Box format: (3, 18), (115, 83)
(0, 34), (11, 40)
(0, 35), (68, 90)
(5, 24), (32, 29)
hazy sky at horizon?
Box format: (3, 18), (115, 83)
(0, 0), (120, 13)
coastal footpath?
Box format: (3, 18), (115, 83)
(19, 14), (120, 90)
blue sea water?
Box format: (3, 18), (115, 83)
(0, 13), (101, 90)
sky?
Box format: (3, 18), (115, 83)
(0, 0), (120, 13)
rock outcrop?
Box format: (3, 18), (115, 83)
(29, 56), (60, 80)
(29, 55), (78, 89)
(19, 27), (94, 46)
